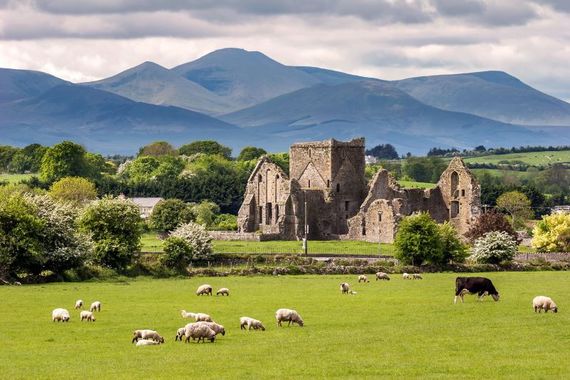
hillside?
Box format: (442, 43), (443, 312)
(463, 150), (570, 166)
(0, 68), (68, 103)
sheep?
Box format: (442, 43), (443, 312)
(52, 308), (70, 322)
(132, 329), (165, 344)
(216, 287), (230, 296)
(533, 296), (558, 313)
(184, 323), (216, 343)
(136, 339), (161, 346)
(89, 301), (101, 312)
(74, 300), (83, 309)
(80, 310), (96, 322)
(275, 308), (304, 327)
(340, 282), (350, 294)
(196, 321), (225, 336)
(412, 273), (423, 280)
(181, 310), (213, 322)
(175, 327), (186, 341)
(358, 275), (369, 283)
(375, 272), (390, 281)
(402, 273), (412, 280)
(240, 317), (266, 331)
(196, 284), (213, 296)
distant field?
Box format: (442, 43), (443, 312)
(1, 273), (569, 378)
(471, 168), (532, 179)
(397, 180), (437, 189)
(464, 150), (570, 166)
(0, 173), (35, 183)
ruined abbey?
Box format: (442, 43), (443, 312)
(237, 138), (481, 242)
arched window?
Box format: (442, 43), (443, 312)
(450, 171), (459, 198)
(258, 174), (262, 182)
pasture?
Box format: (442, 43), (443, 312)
(0, 173), (35, 184)
(1, 272), (569, 378)
(464, 150), (570, 166)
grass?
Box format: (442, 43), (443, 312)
(0, 173), (35, 183)
(464, 150), (570, 166)
(1, 272), (569, 378)
(397, 180), (437, 189)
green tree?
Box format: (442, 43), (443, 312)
(121, 156), (160, 182)
(213, 214), (238, 231)
(237, 146), (267, 161)
(532, 213), (570, 252)
(439, 222), (468, 263)
(394, 213), (443, 265)
(79, 196), (142, 271)
(366, 144), (399, 160)
(138, 141), (177, 157)
(0, 145), (20, 172)
(149, 199), (195, 233)
(470, 231), (517, 264)
(402, 157), (446, 183)
(49, 177), (98, 206)
(179, 140), (232, 159)
(8, 144), (47, 173)
(190, 200), (220, 227)
(496, 191), (533, 229)
(161, 236), (193, 270)
(40, 141), (88, 183)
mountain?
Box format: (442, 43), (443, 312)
(223, 80), (568, 153)
(294, 66), (379, 85)
(0, 83), (259, 154)
(0, 68), (68, 103)
(171, 48), (320, 111)
(84, 61), (231, 115)
(395, 71), (570, 126)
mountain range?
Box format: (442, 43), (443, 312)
(1, 48), (569, 155)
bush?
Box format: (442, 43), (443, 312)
(532, 213), (570, 252)
(170, 222), (213, 260)
(470, 231), (517, 264)
(394, 213), (443, 265)
(149, 198), (194, 233)
(213, 214), (237, 231)
(162, 236), (193, 270)
(439, 222), (468, 263)
(49, 177), (97, 206)
(466, 211), (519, 243)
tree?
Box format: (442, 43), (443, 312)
(8, 144), (47, 173)
(439, 222), (468, 263)
(49, 177), (97, 206)
(469, 231), (517, 264)
(394, 213), (443, 265)
(170, 222), (213, 260)
(190, 200), (220, 227)
(0, 145), (20, 172)
(466, 211), (518, 243)
(138, 141), (177, 157)
(149, 199), (195, 233)
(213, 214), (238, 231)
(366, 144), (399, 160)
(237, 146), (267, 161)
(178, 140), (232, 159)
(78, 196), (142, 271)
(161, 237), (193, 270)
(496, 191), (533, 228)
(40, 141), (88, 183)
(532, 213), (570, 252)
(402, 157), (446, 183)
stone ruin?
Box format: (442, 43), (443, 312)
(237, 138), (481, 242)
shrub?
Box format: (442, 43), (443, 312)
(532, 213), (570, 252)
(213, 214), (237, 231)
(394, 213), (443, 265)
(439, 222), (468, 263)
(170, 222), (213, 260)
(469, 231), (517, 264)
(466, 211), (519, 243)
(162, 236), (193, 270)
(49, 177), (97, 206)
(149, 198), (194, 233)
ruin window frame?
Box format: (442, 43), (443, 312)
(336, 183), (340, 193)
(450, 201), (459, 218)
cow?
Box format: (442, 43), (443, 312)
(454, 277), (500, 304)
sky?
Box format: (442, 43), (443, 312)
(1, 0), (570, 101)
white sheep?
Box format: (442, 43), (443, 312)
(89, 301), (101, 312)
(181, 310), (213, 322)
(240, 317), (266, 331)
(533, 296), (558, 313)
(74, 300), (83, 309)
(196, 284), (213, 296)
(358, 275), (369, 283)
(340, 282), (350, 294)
(80, 310), (96, 322)
(184, 323), (216, 343)
(175, 327), (186, 341)
(136, 339), (160, 346)
(402, 273), (412, 280)
(275, 308), (304, 327)
(132, 329), (165, 343)
(375, 272), (390, 281)
(216, 287), (230, 296)
(412, 273), (423, 280)
(196, 321), (225, 336)
(52, 308), (70, 322)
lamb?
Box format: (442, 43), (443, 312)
(412, 274), (423, 280)
(358, 275), (369, 283)
(132, 329), (165, 344)
(402, 273), (412, 280)
(80, 310), (96, 322)
(196, 284), (213, 296)
(216, 287), (230, 296)
(52, 308), (70, 322)
(184, 323), (216, 343)
(175, 327), (186, 341)
(89, 301), (101, 312)
(136, 339), (160, 346)
(533, 296), (558, 313)
(375, 272), (390, 281)
(275, 308), (304, 327)
(240, 317), (266, 331)
(74, 300), (83, 309)
(181, 310), (213, 322)
(340, 282), (350, 294)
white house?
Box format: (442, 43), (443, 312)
(130, 197), (164, 219)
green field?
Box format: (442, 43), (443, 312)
(464, 150), (570, 166)
(0, 173), (35, 183)
(397, 180), (437, 189)
(1, 273), (569, 378)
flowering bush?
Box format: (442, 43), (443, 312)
(470, 231), (517, 264)
(170, 222), (212, 261)
(532, 214), (570, 252)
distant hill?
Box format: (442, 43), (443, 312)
(0, 68), (68, 103)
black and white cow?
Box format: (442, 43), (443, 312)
(454, 277), (500, 304)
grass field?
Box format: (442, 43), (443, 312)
(397, 180), (437, 189)
(1, 272), (569, 378)
(464, 150), (570, 166)
(0, 173), (35, 183)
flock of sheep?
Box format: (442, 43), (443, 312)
(51, 300), (101, 323)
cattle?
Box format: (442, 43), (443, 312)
(454, 277), (500, 304)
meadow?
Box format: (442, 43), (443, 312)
(464, 150), (570, 166)
(1, 272), (569, 379)
(0, 173), (35, 184)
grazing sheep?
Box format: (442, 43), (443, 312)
(216, 288), (230, 296)
(240, 317), (266, 331)
(13, 281), (22, 286)
(175, 327), (186, 341)
(196, 321), (225, 336)
(89, 301), (101, 312)
(136, 339), (160, 346)
(74, 300), (83, 309)
(533, 296), (558, 313)
(349, 290), (357, 295)
(181, 310), (213, 322)
(80, 310), (96, 322)
(196, 284), (213, 296)
(402, 273), (412, 280)
(375, 272), (390, 281)
(132, 329), (165, 344)
(340, 282), (350, 294)
(275, 308), (304, 327)
(52, 308), (70, 322)
(358, 275), (369, 283)
(184, 323), (216, 343)
(412, 274), (423, 280)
